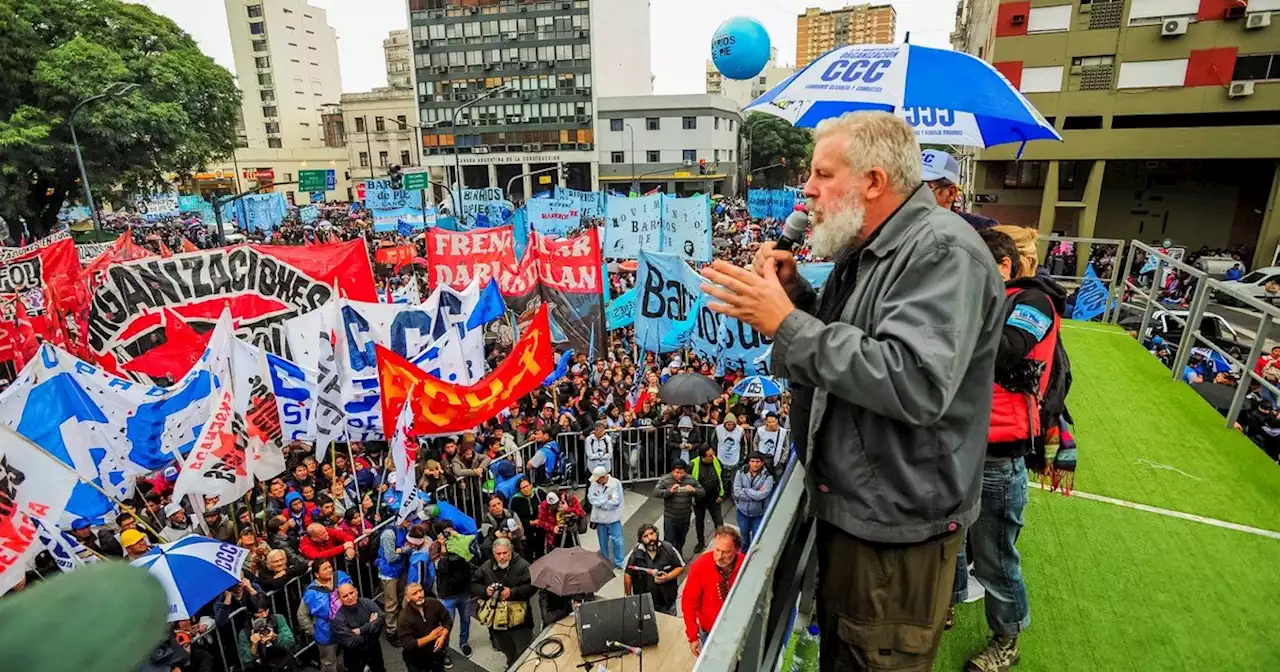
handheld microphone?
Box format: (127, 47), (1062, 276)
(607, 640), (643, 655)
(776, 207), (810, 252)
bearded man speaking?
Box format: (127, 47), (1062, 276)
(700, 111), (1004, 671)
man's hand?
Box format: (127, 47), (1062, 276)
(250, 633), (262, 645)
(369, 612), (378, 622)
(352, 628), (362, 636)
(654, 571), (669, 584)
(690, 639), (702, 657)
(486, 585), (496, 597)
(501, 587), (512, 601)
(701, 260), (794, 339)
(753, 241), (798, 289)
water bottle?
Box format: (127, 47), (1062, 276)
(790, 624), (820, 672)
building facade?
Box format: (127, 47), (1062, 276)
(405, 0), (651, 201)
(951, 0), (1280, 268)
(341, 88), (420, 185)
(706, 48), (797, 109)
(596, 95), (743, 197)
(385, 29), (415, 89)
(796, 4), (897, 68)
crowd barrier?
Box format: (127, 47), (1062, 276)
(192, 516), (395, 672)
(431, 424), (761, 523)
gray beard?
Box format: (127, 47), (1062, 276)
(497, 559), (511, 570)
(809, 196), (867, 258)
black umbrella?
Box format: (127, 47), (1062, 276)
(659, 373), (722, 406)
(530, 547), (616, 596)
(1191, 381), (1236, 414)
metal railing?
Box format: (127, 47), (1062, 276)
(194, 516), (396, 672)
(1115, 240), (1280, 428)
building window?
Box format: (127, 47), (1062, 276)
(1233, 53), (1280, 82)
(249, 22), (265, 35)
(283, 172), (293, 182)
(610, 151), (625, 164)
(260, 90), (274, 102)
(262, 106), (277, 117)
(375, 116), (385, 132)
(257, 73), (272, 86)
(355, 117), (366, 132)
(396, 115), (407, 129)
(247, 4), (262, 17)
(401, 150), (411, 165)
(379, 151), (388, 166)
(714, 149), (721, 161)
(682, 117), (696, 130)
(683, 149), (696, 162)
(264, 122), (279, 134)
(610, 119), (624, 132)
(359, 152), (369, 167)
(645, 117), (659, 131)
(728, 150), (733, 161)
(255, 56), (270, 69)
(729, 119), (735, 132)
(646, 150), (660, 163)
(714, 117), (720, 130)
(252, 39), (268, 52)
(268, 138), (282, 148)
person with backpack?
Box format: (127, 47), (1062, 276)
(954, 226), (1066, 672)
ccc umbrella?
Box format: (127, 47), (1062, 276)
(530, 547), (616, 596)
(659, 373), (723, 406)
(746, 43), (1060, 150)
(732, 375), (785, 398)
(130, 535), (248, 621)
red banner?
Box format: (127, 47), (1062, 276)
(0, 233), (83, 371)
(532, 228), (603, 294)
(377, 304), (555, 437)
(374, 244), (417, 267)
(425, 225), (539, 297)
(86, 239), (376, 364)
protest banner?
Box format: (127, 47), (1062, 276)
(554, 186), (604, 219)
(633, 250), (701, 353)
(661, 194), (713, 262)
(85, 240), (376, 366)
(0, 425), (79, 595)
(134, 189), (181, 223)
(374, 244), (417, 267)
(424, 225), (538, 298)
(603, 193), (662, 259)
(1071, 263), (1109, 322)
(527, 198), (583, 237)
(606, 286), (637, 330)
(530, 228), (605, 357)
(376, 304), (554, 437)
(363, 179), (424, 211)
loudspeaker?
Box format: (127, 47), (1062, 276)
(575, 594), (659, 656)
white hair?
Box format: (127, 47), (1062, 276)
(813, 111), (921, 196)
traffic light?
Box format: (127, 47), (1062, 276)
(388, 163), (403, 190)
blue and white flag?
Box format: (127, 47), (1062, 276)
(231, 340), (316, 445)
(606, 286), (638, 330)
(633, 250), (701, 353)
(604, 193), (662, 259)
(527, 198), (583, 237)
(392, 281), (422, 305)
(718, 314), (773, 375)
(798, 262), (836, 289)
(1071, 263), (1109, 322)
(300, 205), (320, 224)
(554, 186), (604, 219)
(364, 179), (424, 211)
(33, 517), (99, 572)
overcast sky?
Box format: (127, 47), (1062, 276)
(133, 0), (958, 94)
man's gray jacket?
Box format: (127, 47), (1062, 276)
(772, 186), (1004, 544)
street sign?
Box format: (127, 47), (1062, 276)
(402, 172), (429, 190)
(974, 193), (998, 204)
(298, 170), (328, 192)
(538, 175), (552, 184)
(325, 169), (336, 190)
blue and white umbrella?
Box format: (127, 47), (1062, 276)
(732, 375), (785, 399)
(131, 535), (248, 621)
(745, 43), (1061, 150)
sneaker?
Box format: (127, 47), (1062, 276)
(444, 653), (455, 669)
(965, 634), (1019, 672)
(461, 643), (473, 657)
(693, 542), (705, 554)
(944, 606), (956, 631)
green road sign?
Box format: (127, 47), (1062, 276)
(402, 172), (430, 191)
(298, 169), (328, 192)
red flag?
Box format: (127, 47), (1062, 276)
(377, 304), (555, 437)
(181, 238), (199, 253)
(158, 241), (173, 258)
(120, 308), (212, 380)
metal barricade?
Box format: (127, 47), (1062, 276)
(1116, 240), (1280, 428)
(1039, 234), (1127, 323)
(556, 423), (760, 488)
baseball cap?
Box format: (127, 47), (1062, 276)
(120, 529), (147, 548)
(921, 150), (961, 185)
(591, 466), (609, 478)
(545, 492), (560, 506)
(163, 503), (182, 518)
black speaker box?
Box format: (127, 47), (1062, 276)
(575, 593), (660, 656)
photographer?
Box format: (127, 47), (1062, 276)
(470, 538), (536, 668)
(236, 595), (297, 671)
(534, 490), (586, 553)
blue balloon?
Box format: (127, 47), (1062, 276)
(711, 17), (771, 81)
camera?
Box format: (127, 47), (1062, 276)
(251, 617), (275, 637)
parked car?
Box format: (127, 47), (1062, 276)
(1119, 308), (1242, 355)
(1220, 266), (1280, 306)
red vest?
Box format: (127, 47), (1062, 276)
(989, 287), (1060, 444)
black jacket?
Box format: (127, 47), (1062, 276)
(470, 556), (537, 630)
(331, 597), (384, 650)
(435, 550), (473, 599)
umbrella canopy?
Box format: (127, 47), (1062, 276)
(745, 43), (1060, 149)
(1190, 382), (1236, 414)
(732, 375), (785, 398)
(530, 547), (616, 596)
(659, 373), (722, 406)
(131, 535), (248, 621)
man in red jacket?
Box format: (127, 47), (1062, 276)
(680, 526), (744, 657)
(300, 522), (357, 561)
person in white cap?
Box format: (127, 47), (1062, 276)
(586, 466), (625, 568)
(921, 149), (961, 210)
(160, 502), (194, 541)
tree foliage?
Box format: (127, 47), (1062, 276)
(0, 0), (241, 239)
(743, 112), (812, 188)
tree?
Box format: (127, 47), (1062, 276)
(743, 112), (812, 188)
(0, 0), (241, 240)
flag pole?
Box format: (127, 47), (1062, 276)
(4, 426), (170, 543)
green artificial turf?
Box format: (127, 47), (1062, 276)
(934, 488), (1280, 672)
(1056, 322), (1280, 532)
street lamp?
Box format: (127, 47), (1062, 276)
(70, 81), (138, 237)
(625, 123), (637, 194)
(451, 84), (513, 225)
